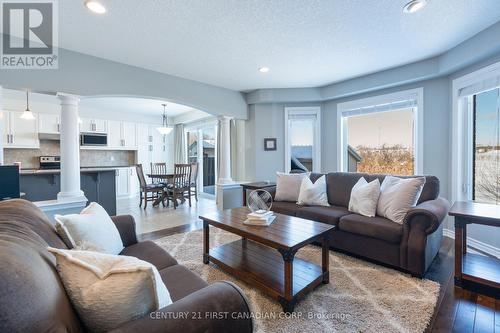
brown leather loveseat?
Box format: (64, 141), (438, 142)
(269, 172), (450, 277)
(0, 199), (253, 333)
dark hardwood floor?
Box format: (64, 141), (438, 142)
(140, 225), (499, 333)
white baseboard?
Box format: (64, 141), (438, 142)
(443, 228), (500, 259)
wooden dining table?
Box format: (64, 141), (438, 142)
(146, 173), (175, 206)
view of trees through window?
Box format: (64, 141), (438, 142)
(346, 108), (415, 175)
(473, 88), (500, 204)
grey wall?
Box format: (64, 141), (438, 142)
(247, 78), (450, 189)
(245, 51), (500, 251)
(245, 102), (320, 181)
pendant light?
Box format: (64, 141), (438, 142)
(20, 90), (35, 120)
(156, 103), (173, 135)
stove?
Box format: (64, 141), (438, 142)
(39, 156), (61, 170)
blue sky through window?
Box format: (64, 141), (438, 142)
(475, 88), (500, 146)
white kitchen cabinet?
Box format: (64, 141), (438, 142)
(129, 167), (139, 196)
(115, 168), (130, 198)
(137, 123), (152, 145)
(137, 143), (152, 174)
(115, 167), (139, 198)
(122, 122), (137, 149)
(136, 125), (167, 173)
(107, 120), (137, 149)
(80, 118), (107, 133)
(107, 120), (123, 148)
(38, 113), (60, 133)
(4, 111), (39, 148)
(152, 129), (167, 163)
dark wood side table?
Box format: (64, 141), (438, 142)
(240, 181), (276, 206)
(449, 201), (500, 297)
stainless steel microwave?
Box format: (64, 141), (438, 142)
(80, 133), (108, 146)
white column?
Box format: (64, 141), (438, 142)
(0, 86), (4, 165)
(217, 115), (233, 184)
(57, 94), (86, 202)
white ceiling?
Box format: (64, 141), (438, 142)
(80, 97), (200, 117)
(2, 89), (203, 117)
(58, 0), (500, 91)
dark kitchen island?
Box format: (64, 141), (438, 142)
(19, 167), (119, 215)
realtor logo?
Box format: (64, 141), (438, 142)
(1, 0), (58, 69)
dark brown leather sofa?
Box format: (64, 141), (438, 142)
(269, 172), (450, 277)
(0, 199), (252, 333)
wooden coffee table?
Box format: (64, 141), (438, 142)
(199, 207), (334, 312)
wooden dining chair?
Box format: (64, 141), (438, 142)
(136, 164), (164, 209)
(190, 162), (199, 202)
(150, 162), (167, 184)
(164, 163), (192, 209)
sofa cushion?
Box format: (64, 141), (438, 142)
(368, 174), (439, 204)
(55, 202), (124, 254)
(48, 247), (172, 333)
(120, 240), (178, 270)
(326, 172), (371, 207)
(296, 205), (350, 226)
(297, 175), (329, 207)
(275, 172), (310, 202)
(338, 214), (403, 243)
(272, 201), (301, 216)
(159, 264), (208, 302)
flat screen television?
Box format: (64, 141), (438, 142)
(0, 165), (20, 200)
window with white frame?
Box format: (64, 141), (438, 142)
(337, 88), (424, 175)
(284, 107), (321, 173)
(452, 61), (500, 204)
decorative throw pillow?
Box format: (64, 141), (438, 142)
(55, 202), (124, 255)
(48, 247), (172, 333)
(274, 172), (310, 202)
(297, 175), (330, 206)
(376, 176), (426, 224)
(348, 177), (380, 217)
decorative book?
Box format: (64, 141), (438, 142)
(244, 211), (276, 226)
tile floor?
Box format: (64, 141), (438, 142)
(116, 195), (217, 234)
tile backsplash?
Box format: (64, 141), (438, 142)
(4, 140), (135, 169)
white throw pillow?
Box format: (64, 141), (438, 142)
(48, 247), (172, 332)
(376, 176), (426, 224)
(348, 177), (381, 217)
(55, 202), (124, 255)
(297, 175), (330, 206)
(274, 172), (310, 202)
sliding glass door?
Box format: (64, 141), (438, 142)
(185, 122), (217, 198)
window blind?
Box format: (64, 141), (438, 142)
(458, 75), (500, 97)
(341, 99), (417, 117)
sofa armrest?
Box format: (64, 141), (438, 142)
(403, 197), (450, 235)
(111, 215), (138, 247)
(110, 281), (253, 333)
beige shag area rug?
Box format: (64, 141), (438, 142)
(155, 228), (439, 333)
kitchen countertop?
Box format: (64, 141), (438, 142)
(20, 166), (134, 175)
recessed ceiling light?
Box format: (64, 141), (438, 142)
(403, 0), (427, 13)
(258, 67), (270, 73)
(85, 0), (106, 14)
